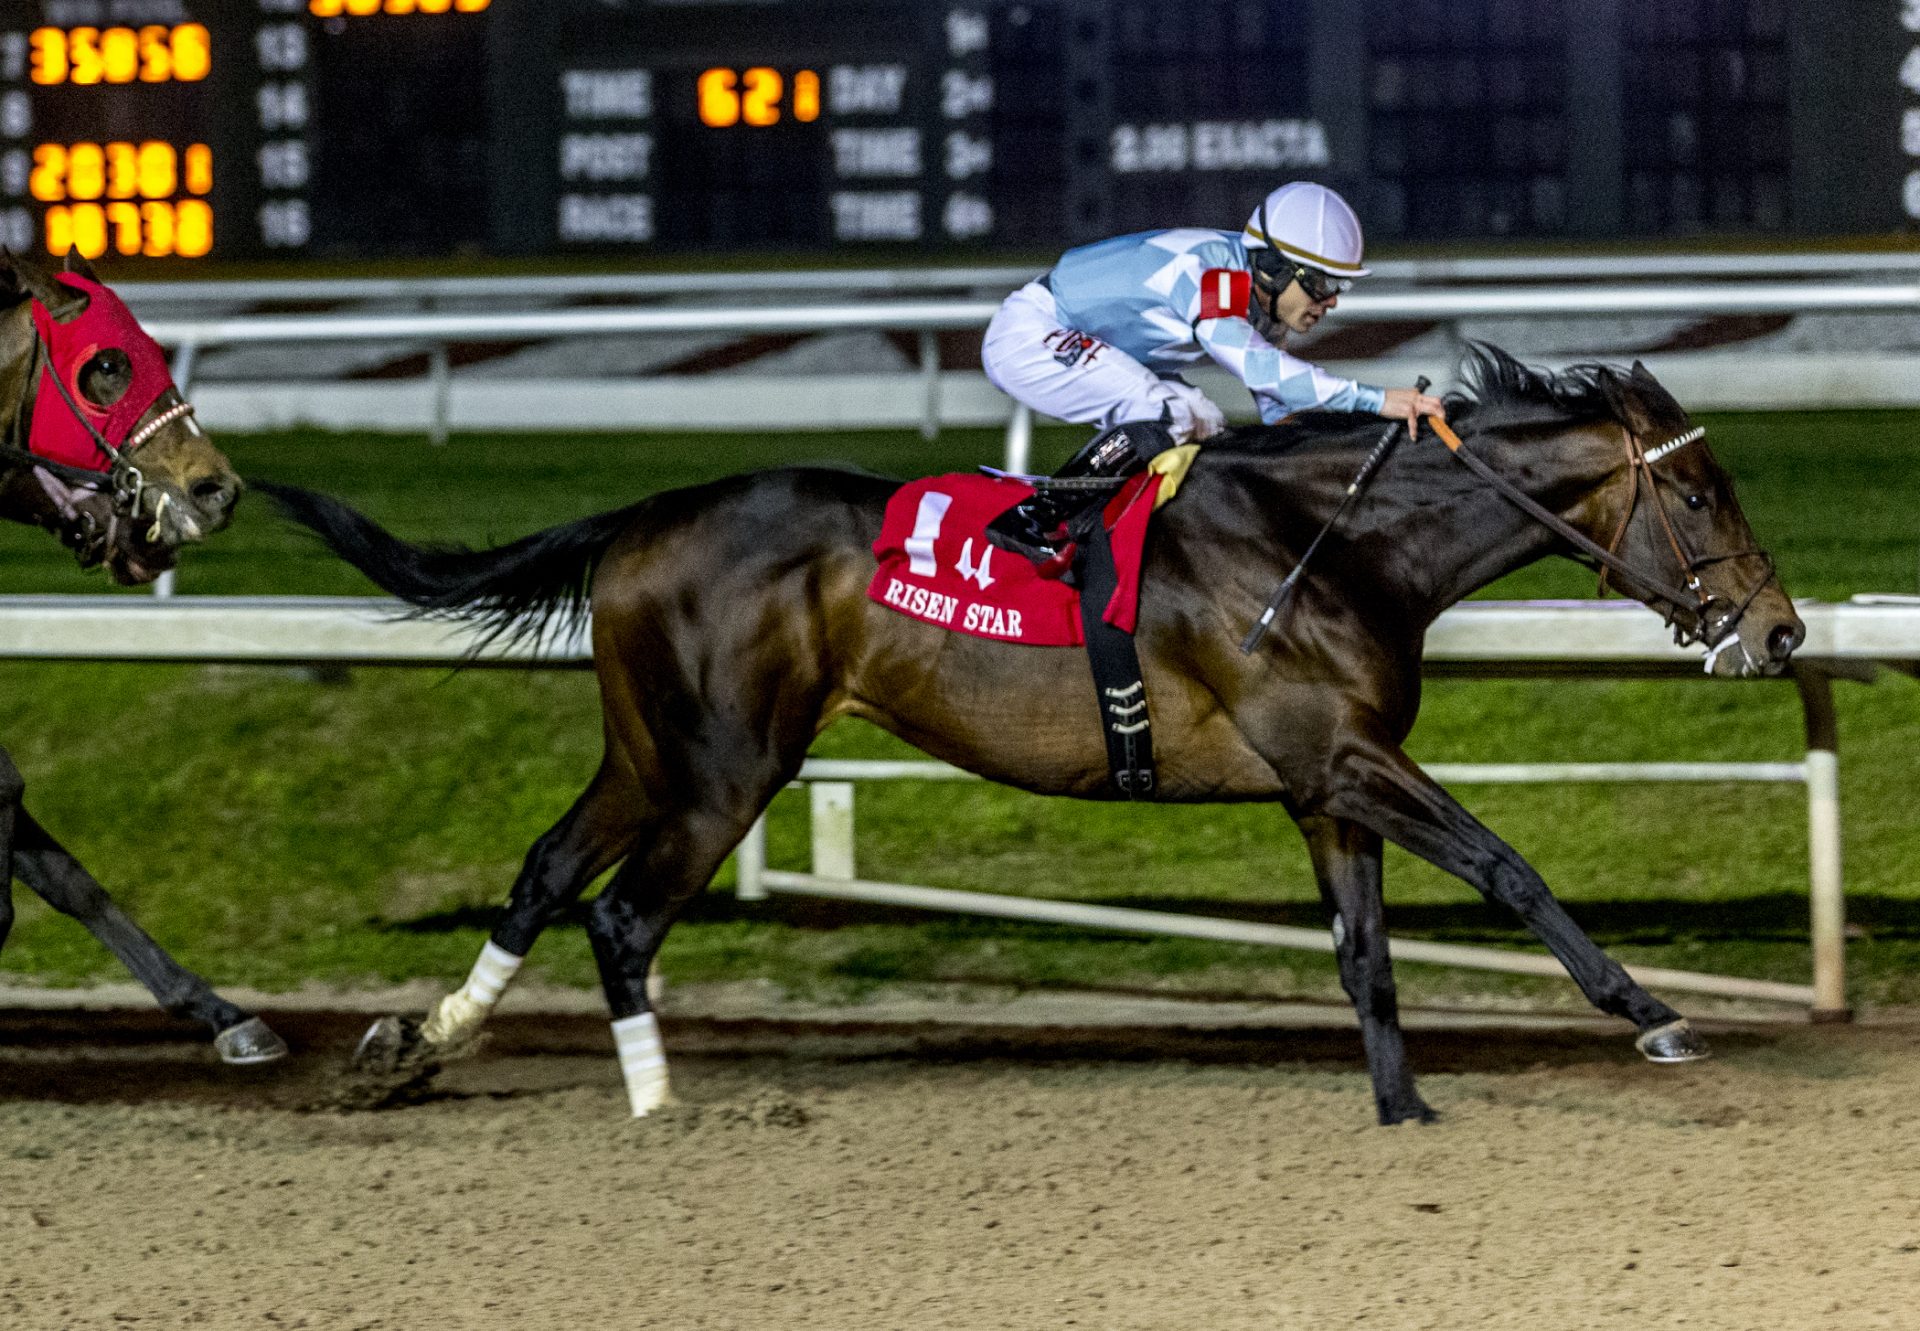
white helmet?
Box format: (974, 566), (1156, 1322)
(1243, 181), (1370, 279)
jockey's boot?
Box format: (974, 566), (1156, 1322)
(986, 419), (1176, 572)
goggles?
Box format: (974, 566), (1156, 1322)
(1251, 249), (1354, 305)
(1285, 263), (1352, 304)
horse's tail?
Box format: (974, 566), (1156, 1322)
(249, 479), (640, 651)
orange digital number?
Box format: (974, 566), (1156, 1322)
(698, 67), (739, 128)
(27, 25), (209, 85)
(29, 28), (66, 84)
(46, 200), (213, 260)
(310, 0), (491, 14)
(698, 68), (820, 128)
(793, 69), (821, 122)
(29, 142), (207, 203)
(740, 68), (782, 127)
(185, 145), (213, 195)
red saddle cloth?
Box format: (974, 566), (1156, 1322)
(867, 471), (1161, 646)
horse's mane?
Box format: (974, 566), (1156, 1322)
(1202, 343), (1630, 456)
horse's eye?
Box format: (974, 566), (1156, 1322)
(78, 348), (133, 408)
(1684, 493), (1709, 511)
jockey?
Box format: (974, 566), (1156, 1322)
(982, 180), (1445, 565)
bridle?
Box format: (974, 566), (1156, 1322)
(1429, 415), (1779, 671)
(1594, 425), (1776, 667)
(0, 287), (197, 560)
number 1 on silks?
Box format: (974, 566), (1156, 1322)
(1241, 375), (1432, 654)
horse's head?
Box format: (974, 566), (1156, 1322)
(1586, 359), (1803, 677)
(0, 249), (240, 585)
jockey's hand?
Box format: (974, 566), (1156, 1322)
(1380, 387), (1447, 438)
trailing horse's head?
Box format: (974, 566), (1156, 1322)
(1584, 358), (1803, 676)
(0, 249), (240, 585)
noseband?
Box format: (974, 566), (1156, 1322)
(1429, 416), (1779, 669)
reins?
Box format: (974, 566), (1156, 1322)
(1426, 414), (1776, 659)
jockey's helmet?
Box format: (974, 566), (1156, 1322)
(1243, 182), (1368, 337)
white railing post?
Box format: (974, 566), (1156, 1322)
(809, 781), (856, 880)
(1798, 671), (1849, 1020)
(169, 341), (199, 395)
(735, 814), (768, 901)
(918, 329), (941, 441)
(1003, 400), (1032, 475)
(429, 343), (451, 447)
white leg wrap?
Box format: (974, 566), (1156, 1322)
(612, 1012), (670, 1117)
(421, 941), (523, 1045)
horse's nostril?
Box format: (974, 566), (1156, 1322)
(191, 478), (237, 513)
(1768, 624), (1800, 660)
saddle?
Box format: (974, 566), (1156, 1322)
(868, 451), (1196, 798)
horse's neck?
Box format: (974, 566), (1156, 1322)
(0, 304), (46, 529)
(1381, 423), (1624, 621)
(1212, 423), (1616, 626)
(0, 303), (32, 455)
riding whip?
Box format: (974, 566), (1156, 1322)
(1240, 375), (1430, 654)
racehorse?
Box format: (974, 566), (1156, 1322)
(256, 345), (1801, 1123)
(0, 250), (285, 1065)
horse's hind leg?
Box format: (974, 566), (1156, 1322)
(1, 764), (287, 1065)
(359, 758), (650, 1071)
(583, 799), (773, 1117)
(1297, 814), (1434, 1125)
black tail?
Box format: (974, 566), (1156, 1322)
(250, 479), (640, 650)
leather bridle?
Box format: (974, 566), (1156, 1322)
(1429, 415), (1779, 668)
(1593, 425), (1776, 664)
(1, 313), (197, 560)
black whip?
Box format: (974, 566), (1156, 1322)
(1240, 375), (1430, 654)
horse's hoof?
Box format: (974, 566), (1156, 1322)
(214, 1017), (289, 1065)
(1636, 1018), (1712, 1064)
(352, 1014), (423, 1077)
(1379, 1099), (1440, 1126)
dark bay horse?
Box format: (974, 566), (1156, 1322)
(0, 251), (285, 1065)
(258, 345), (1802, 1123)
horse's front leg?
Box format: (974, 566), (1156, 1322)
(1296, 814), (1435, 1124)
(1325, 741), (1707, 1063)
(6, 802), (288, 1064)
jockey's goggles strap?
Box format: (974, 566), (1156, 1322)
(1425, 414), (1702, 615)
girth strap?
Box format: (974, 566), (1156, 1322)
(1074, 512), (1155, 799)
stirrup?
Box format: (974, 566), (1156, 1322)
(985, 502), (1066, 563)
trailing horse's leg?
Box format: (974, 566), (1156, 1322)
(0, 749), (19, 955)
(356, 760), (649, 1072)
(584, 803), (765, 1117)
(7, 804), (288, 1064)
(1328, 743), (1706, 1063)
(1297, 814), (1434, 1125)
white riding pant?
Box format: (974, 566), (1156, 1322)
(981, 281), (1229, 447)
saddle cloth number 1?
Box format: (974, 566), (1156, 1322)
(907, 490), (994, 589)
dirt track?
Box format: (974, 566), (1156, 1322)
(5, 1005), (1920, 1330)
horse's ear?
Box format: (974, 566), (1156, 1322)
(1599, 364), (1658, 437)
(60, 247), (99, 283)
(8, 249), (87, 320)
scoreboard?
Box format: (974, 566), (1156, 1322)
(0, 0), (1909, 266)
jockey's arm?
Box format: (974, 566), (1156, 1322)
(1194, 315), (1386, 423)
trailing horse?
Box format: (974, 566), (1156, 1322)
(257, 345), (1801, 1123)
(0, 250), (285, 1065)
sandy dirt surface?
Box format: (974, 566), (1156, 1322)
(4, 1003), (1920, 1330)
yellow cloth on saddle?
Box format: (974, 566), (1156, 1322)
(1147, 443), (1201, 508)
